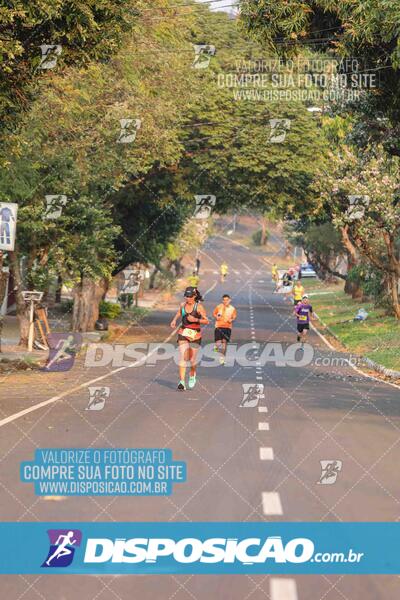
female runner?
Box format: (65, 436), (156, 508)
(170, 286), (209, 390)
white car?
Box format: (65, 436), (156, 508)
(300, 263), (317, 278)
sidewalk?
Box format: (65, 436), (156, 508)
(0, 284), (168, 364)
(0, 316), (47, 363)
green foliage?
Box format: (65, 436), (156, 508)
(61, 299), (73, 314)
(0, 0), (142, 122)
(347, 264), (390, 309)
(99, 300), (122, 319)
(252, 229), (269, 246)
(182, 12), (329, 219)
(0, 1), (337, 331)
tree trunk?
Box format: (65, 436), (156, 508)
(8, 249), (30, 346)
(72, 277), (107, 332)
(387, 273), (400, 319)
(382, 230), (400, 318)
(260, 216), (268, 245)
(340, 226), (363, 298)
(149, 267), (159, 289)
(55, 274), (63, 303)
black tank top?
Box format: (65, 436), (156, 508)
(181, 302), (201, 330)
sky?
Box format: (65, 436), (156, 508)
(196, 0), (239, 15)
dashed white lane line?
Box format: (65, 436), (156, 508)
(258, 406), (268, 413)
(258, 422), (270, 431)
(262, 492), (283, 515)
(260, 447), (274, 460)
(270, 578), (298, 600)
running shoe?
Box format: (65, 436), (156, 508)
(188, 375), (197, 389)
(177, 380), (186, 391)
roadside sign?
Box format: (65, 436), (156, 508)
(0, 202), (18, 251)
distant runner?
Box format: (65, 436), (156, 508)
(281, 270), (293, 301)
(213, 294), (237, 365)
(294, 294), (314, 343)
(220, 261), (228, 282)
(271, 263), (279, 290)
(292, 280), (305, 305)
(187, 270), (200, 287)
(170, 286), (209, 391)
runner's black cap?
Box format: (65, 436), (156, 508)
(184, 287), (196, 297)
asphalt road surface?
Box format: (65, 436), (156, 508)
(1, 224), (400, 599)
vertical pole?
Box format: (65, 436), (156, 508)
(27, 298), (34, 352)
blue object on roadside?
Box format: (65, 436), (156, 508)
(354, 308), (368, 321)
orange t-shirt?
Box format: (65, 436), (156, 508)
(213, 304), (237, 329)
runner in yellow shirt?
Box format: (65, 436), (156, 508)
(213, 294), (237, 365)
(187, 271), (200, 287)
(271, 263), (279, 291)
(220, 262), (228, 282)
(292, 280), (305, 305)
(272, 263), (278, 281)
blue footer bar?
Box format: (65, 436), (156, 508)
(1, 522), (398, 574)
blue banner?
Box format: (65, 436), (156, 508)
(0, 522), (399, 574)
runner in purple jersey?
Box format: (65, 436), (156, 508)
(294, 294), (314, 343)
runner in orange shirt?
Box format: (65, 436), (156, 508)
(213, 294), (237, 365)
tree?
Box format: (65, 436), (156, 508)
(286, 220), (347, 281)
(0, 0), (142, 126)
(316, 145), (400, 317)
(0, 0), (201, 338)
(181, 7), (329, 222)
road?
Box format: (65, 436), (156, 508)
(0, 220), (399, 599)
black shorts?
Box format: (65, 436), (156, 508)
(177, 334), (202, 346)
(294, 299), (301, 305)
(214, 327), (232, 342)
(297, 323), (310, 333)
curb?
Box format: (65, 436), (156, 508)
(313, 312), (400, 381)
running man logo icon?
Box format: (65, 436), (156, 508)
(194, 195), (216, 219)
(86, 386), (110, 411)
(192, 44), (216, 69)
(240, 384), (265, 408)
(44, 195), (68, 220)
(347, 195), (370, 222)
(42, 333), (82, 372)
(39, 44), (62, 70)
(317, 460), (343, 485)
(269, 118), (291, 143)
(42, 529), (82, 568)
(117, 118), (142, 144)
